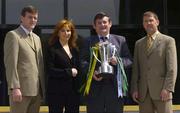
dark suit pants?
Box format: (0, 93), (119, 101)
(47, 91), (80, 113)
(87, 79), (123, 113)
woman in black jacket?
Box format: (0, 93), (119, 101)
(47, 19), (80, 113)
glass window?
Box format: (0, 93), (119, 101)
(6, 0), (64, 25)
(0, 1), (1, 24)
(68, 0), (119, 25)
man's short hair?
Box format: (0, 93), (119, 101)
(143, 11), (159, 20)
(93, 12), (111, 24)
(21, 5), (38, 17)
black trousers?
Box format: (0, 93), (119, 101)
(87, 79), (124, 113)
(47, 91), (80, 113)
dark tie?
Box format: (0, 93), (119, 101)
(100, 37), (107, 42)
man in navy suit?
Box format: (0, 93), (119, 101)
(81, 12), (132, 113)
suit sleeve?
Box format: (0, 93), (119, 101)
(37, 37), (46, 98)
(120, 37), (133, 68)
(130, 41), (139, 93)
(79, 38), (91, 76)
(37, 37), (44, 78)
(4, 31), (20, 89)
(163, 38), (177, 92)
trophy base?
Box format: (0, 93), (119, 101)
(98, 64), (114, 78)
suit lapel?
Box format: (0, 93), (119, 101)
(32, 35), (39, 65)
(24, 37), (36, 51)
(17, 27), (36, 51)
(109, 34), (114, 43)
(140, 38), (147, 55)
(91, 36), (100, 46)
(30, 34), (37, 52)
(147, 34), (161, 56)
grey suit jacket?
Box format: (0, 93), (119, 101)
(131, 32), (177, 101)
(81, 34), (132, 88)
(4, 26), (45, 98)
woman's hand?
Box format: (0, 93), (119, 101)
(72, 68), (78, 77)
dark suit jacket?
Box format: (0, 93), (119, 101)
(47, 41), (80, 94)
(80, 34), (132, 91)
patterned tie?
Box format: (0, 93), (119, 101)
(100, 37), (107, 42)
(146, 35), (153, 51)
(28, 33), (34, 48)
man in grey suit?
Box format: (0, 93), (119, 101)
(81, 12), (132, 113)
(4, 5), (45, 113)
(131, 11), (177, 113)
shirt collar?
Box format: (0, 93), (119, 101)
(98, 34), (110, 40)
(147, 31), (159, 40)
(20, 25), (32, 35)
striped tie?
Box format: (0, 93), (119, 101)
(146, 35), (153, 51)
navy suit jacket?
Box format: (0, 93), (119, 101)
(80, 34), (132, 87)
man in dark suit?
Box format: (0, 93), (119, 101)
(131, 11), (177, 113)
(4, 5), (45, 113)
(81, 12), (132, 113)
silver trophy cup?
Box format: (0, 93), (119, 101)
(93, 42), (116, 77)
